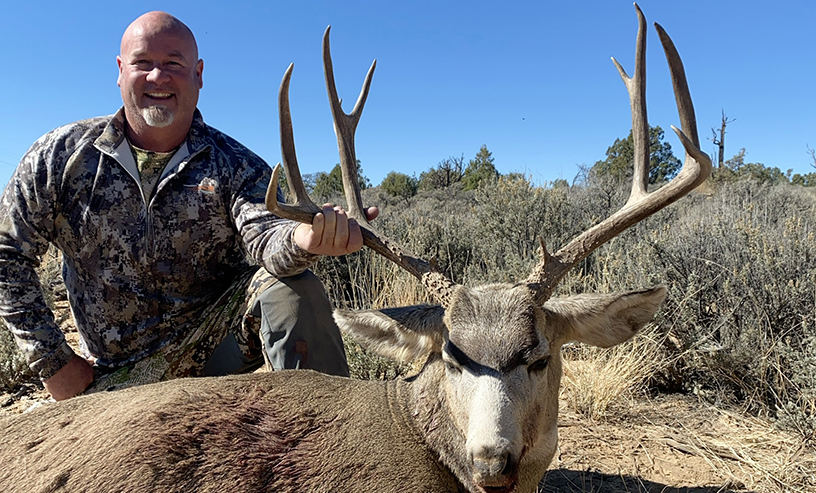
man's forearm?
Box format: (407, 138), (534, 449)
(0, 253), (72, 379)
(261, 221), (320, 277)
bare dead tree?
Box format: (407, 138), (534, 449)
(710, 110), (735, 168)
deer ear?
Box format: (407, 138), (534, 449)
(334, 305), (446, 362)
(542, 286), (667, 347)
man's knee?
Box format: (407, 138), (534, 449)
(201, 332), (264, 376)
(255, 270), (348, 376)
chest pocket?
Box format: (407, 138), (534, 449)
(151, 175), (234, 271)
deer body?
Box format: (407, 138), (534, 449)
(1, 284), (666, 493)
(2, 371), (460, 493)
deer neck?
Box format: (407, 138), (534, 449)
(397, 357), (475, 492)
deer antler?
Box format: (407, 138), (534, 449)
(525, 3), (712, 303)
(266, 26), (457, 307)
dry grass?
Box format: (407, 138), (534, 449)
(553, 321), (816, 493)
(560, 326), (672, 419)
(666, 407), (816, 491)
(366, 259), (432, 310)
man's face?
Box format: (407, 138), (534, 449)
(117, 25), (203, 137)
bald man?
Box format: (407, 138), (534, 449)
(0, 12), (370, 400)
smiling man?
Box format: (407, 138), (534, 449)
(0, 12), (370, 401)
(117, 14), (202, 151)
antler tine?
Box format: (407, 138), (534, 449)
(321, 26), (458, 306)
(525, 3), (712, 303)
(611, 2), (649, 203)
(322, 25), (376, 222)
(266, 63), (322, 223)
(655, 22), (709, 173)
(267, 27), (458, 307)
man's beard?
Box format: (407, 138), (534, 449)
(141, 105), (174, 128)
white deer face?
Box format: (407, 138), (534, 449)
(334, 284), (666, 492)
(440, 285), (555, 490)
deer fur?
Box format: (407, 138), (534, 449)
(0, 284), (666, 493)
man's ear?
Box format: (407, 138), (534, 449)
(543, 286), (667, 348)
(196, 59), (203, 88)
(334, 304), (446, 362)
(117, 55), (124, 87)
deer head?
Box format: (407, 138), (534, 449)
(266, 6), (710, 492)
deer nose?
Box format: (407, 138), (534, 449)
(471, 449), (518, 488)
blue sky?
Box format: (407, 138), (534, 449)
(1, 0), (814, 189)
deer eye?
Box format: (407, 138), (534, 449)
(442, 352), (462, 374)
(528, 357), (550, 374)
(443, 341), (470, 374)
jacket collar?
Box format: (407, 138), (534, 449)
(93, 108), (212, 200)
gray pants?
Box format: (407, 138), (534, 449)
(85, 269), (348, 395)
(202, 270), (349, 377)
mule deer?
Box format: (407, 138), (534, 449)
(0, 5), (709, 493)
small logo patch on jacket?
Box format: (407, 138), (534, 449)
(184, 178), (218, 194)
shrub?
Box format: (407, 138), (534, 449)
(0, 323), (31, 391)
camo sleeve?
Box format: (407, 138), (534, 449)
(228, 151), (319, 278)
(0, 127), (78, 379)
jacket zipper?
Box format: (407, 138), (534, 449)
(144, 146), (210, 258)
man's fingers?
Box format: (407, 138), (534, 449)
(332, 207), (350, 249)
(347, 218), (363, 252)
(295, 204), (368, 255)
(311, 211), (325, 249)
(320, 205), (337, 248)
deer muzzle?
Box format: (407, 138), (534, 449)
(466, 376), (522, 491)
(471, 449), (519, 491)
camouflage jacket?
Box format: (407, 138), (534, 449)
(0, 108), (318, 379)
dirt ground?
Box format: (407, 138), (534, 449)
(545, 394), (815, 492)
(2, 301), (814, 492)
